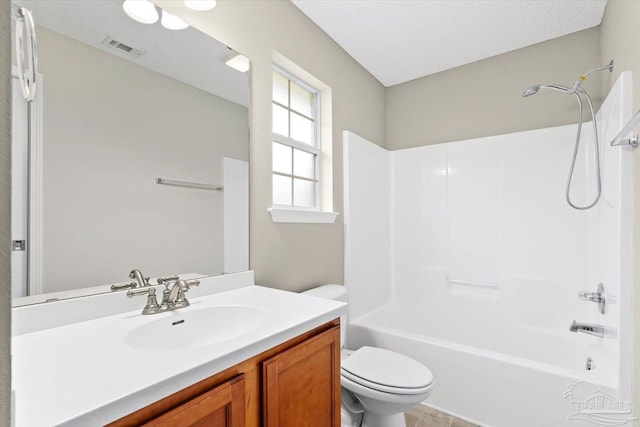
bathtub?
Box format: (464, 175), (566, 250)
(347, 304), (628, 427)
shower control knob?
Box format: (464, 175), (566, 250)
(578, 283), (606, 315)
(578, 292), (603, 303)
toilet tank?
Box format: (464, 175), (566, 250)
(301, 284), (347, 347)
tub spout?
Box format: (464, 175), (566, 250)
(569, 321), (604, 338)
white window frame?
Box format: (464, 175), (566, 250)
(272, 65), (321, 210)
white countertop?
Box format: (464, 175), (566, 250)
(12, 285), (346, 426)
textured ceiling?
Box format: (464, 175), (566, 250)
(14, 0), (248, 106)
(291, 0), (607, 87)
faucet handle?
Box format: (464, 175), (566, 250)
(127, 287), (154, 297)
(578, 283), (606, 315)
(110, 281), (137, 291)
(578, 291), (603, 302)
(157, 275), (180, 285)
(127, 287), (161, 315)
(184, 279), (200, 288)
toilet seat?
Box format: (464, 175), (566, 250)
(341, 346), (433, 395)
(341, 372), (433, 401)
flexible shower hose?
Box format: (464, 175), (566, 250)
(565, 87), (602, 210)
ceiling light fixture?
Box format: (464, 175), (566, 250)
(161, 10), (189, 30)
(122, 0), (159, 24)
(224, 52), (250, 73)
(184, 0), (217, 11)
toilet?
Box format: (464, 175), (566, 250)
(302, 285), (434, 427)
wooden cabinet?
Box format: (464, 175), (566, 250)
(263, 327), (340, 426)
(109, 320), (340, 427)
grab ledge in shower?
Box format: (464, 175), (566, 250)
(448, 278), (499, 300)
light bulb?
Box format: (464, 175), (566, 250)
(184, 0), (217, 11)
(161, 10), (189, 30)
(122, 0), (159, 24)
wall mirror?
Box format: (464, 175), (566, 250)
(11, 0), (250, 307)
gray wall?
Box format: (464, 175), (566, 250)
(599, 1), (640, 423)
(157, 0), (387, 292)
(386, 27), (602, 149)
(0, 1), (10, 425)
(37, 27), (249, 292)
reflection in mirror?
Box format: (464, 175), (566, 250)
(11, 0), (250, 306)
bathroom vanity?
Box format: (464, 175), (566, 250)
(110, 320), (339, 426)
(11, 274), (346, 426)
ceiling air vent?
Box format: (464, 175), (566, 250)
(101, 36), (145, 58)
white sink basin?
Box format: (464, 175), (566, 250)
(124, 306), (266, 351)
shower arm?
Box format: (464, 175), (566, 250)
(570, 60), (614, 93)
(584, 60), (615, 78)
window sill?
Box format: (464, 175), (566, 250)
(268, 207), (339, 224)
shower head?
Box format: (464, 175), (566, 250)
(522, 83), (571, 97)
(522, 85), (541, 97)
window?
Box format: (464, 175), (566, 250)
(272, 67), (320, 209)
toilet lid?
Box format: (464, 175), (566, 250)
(341, 346), (433, 390)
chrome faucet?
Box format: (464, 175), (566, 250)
(569, 321), (605, 338)
(127, 277), (200, 315)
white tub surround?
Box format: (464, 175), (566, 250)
(342, 133), (392, 321)
(343, 71), (634, 427)
(11, 283), (346, 426)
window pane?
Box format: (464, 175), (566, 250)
(290, 82), (313, 117)
(293, 178), (316, 208)
(273, 174), (292, 206)
(272, 103), (289, 136)
(290, 112), (313, 145)
(273, 71), (289, 106)
(293, 149), (315, 179)
(273, 142), (292, 174)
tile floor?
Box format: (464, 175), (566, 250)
(405, 405), (478, 427)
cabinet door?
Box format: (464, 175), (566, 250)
(263, 325), (340, 426)
(144, 374), (245, 427)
